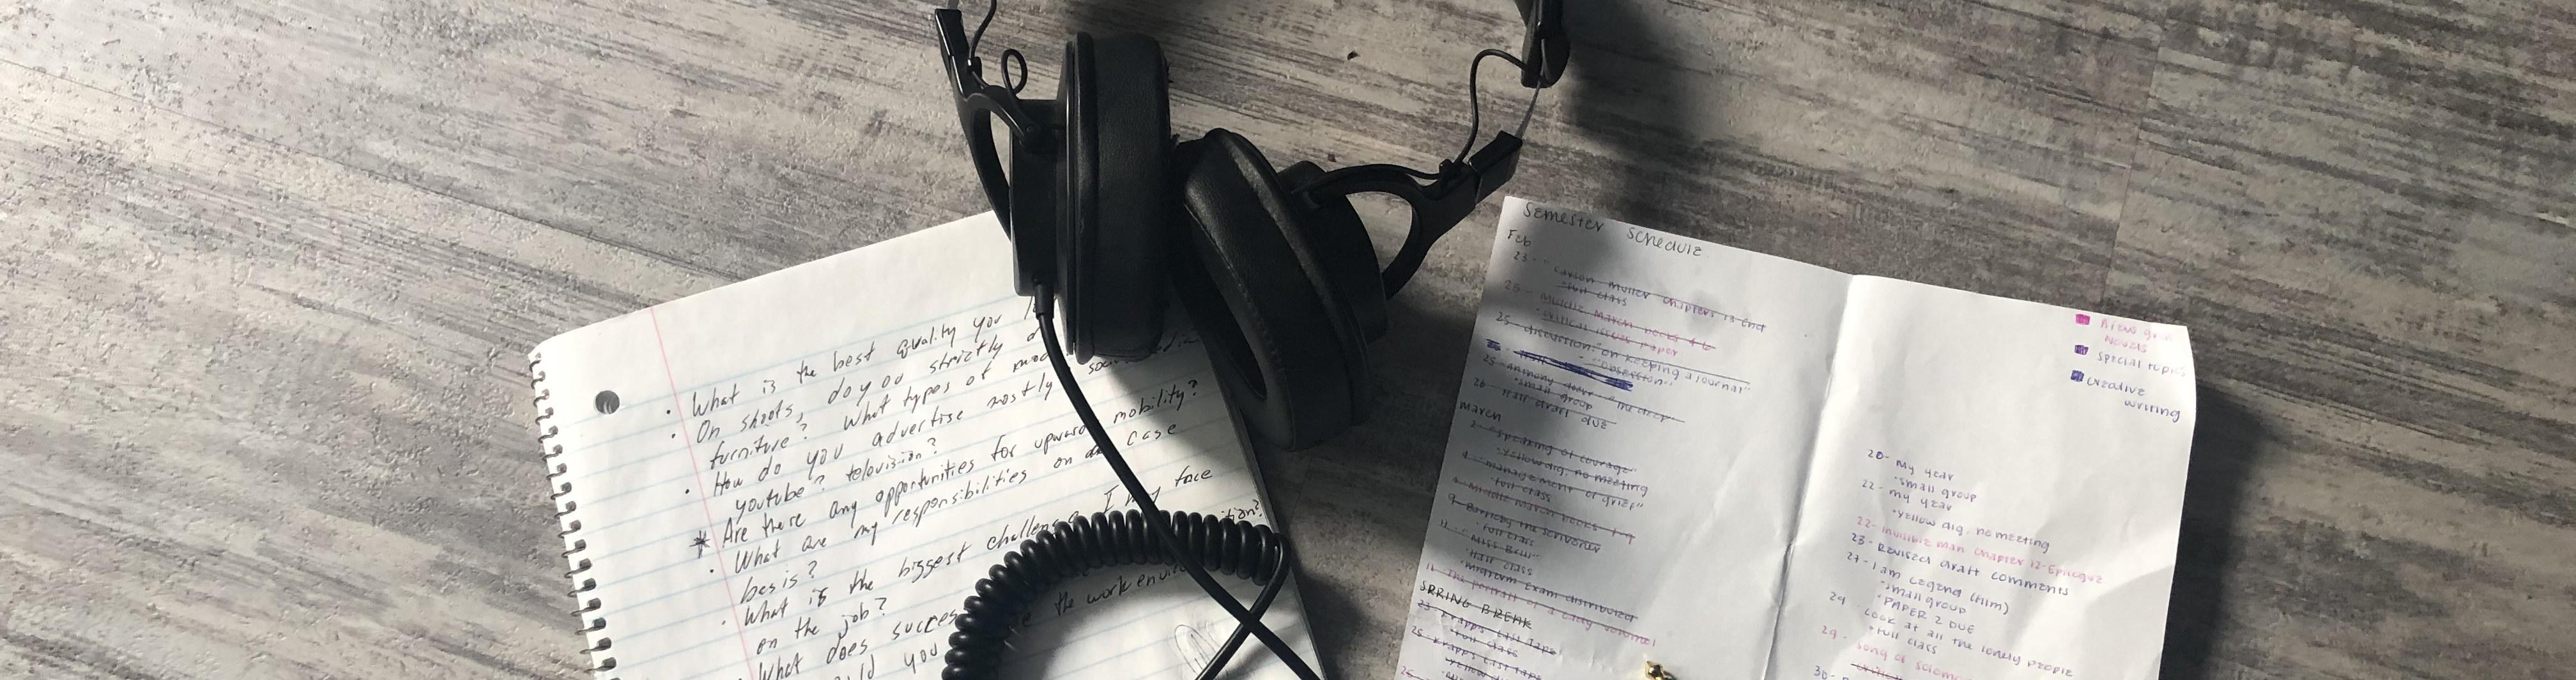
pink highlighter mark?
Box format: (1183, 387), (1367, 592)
(2075, 313), (2092, 325)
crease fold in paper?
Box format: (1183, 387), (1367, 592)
(1398, 199), (2196, 680)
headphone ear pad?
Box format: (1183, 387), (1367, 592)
(1170, 130), (1368, 450)
(1057, 33), (1174, 360)
(1003, 117), (1061, 298)
(1276, 162), (1388, 343)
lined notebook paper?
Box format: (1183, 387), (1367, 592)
(1397, 199), (2196, 680)
(530, 213), (1313, 680)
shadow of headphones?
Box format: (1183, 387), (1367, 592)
(933, 0), (1568, 452)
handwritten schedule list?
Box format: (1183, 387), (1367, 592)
(1398, 199), (2195, 680)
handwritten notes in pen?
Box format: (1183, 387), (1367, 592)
(1397, 199), (2196, 680)
(535, 215), (1310, 680)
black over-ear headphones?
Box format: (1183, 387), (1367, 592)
(928, 4), (1567, 679)
(933, 0), (1567, 451)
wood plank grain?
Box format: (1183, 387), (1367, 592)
(2103, 1), (2576, 678)
(0, 61), (721, 678)
(0, 0), (2569, 679)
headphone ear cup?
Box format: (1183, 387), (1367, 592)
(1276, 162), (1388, 342)
(1275, 161), (1386, 423)
(1171, 130), (1370, 450)
(1003, 106), (1061, 298)
(1057, 33), (1175, 360)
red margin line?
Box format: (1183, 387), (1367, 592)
(648, 306), (763, 680)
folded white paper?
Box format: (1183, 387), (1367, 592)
(1397, 198), (2196, 680)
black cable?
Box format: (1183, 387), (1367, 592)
(1029, 303), (1317, 680)
(999, 49), (1029, 93)
(1457, 49), (1536, 163)
(968, 0), (1000, 56)
(943, 510), (1291, 680)
(942, 297), (1324, 680)
(965, 1), (1027, 93)
(1515, 75), (1542, 138)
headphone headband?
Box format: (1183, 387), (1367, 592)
(1294, 133), (1523, 295)
(1514, 0), (1568, 87)
(934, 10), (1043, 237)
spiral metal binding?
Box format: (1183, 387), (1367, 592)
(942, 510), (1287, 680)
(533, 352), (620, 676)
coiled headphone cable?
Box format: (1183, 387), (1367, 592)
(940, 295), (1324, 680)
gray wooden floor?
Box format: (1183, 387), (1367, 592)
(3, 0), (2570, 678)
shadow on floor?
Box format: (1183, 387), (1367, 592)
(1563, 0), (1715, 231)
(2162, 385), (2266, 680)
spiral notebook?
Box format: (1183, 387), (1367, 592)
(529, 213), (1314, 680)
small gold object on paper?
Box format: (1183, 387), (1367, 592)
(1644, 661), (1678, 680)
